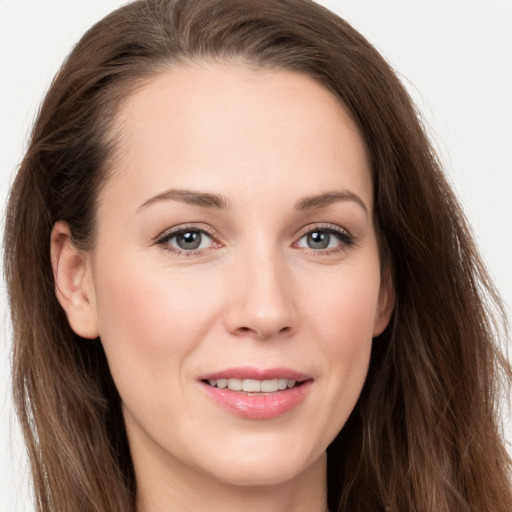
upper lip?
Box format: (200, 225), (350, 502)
(199, 366), (311, 382)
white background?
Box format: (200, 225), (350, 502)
(1, 1), (511, 510)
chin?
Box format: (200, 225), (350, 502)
(206, 466), (304, 488)
(196, 444), (321, 488)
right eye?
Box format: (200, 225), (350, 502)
(157, 226), (219, 255)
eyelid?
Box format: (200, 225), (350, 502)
(156, 223), (217, 242)
(155, 223), (222, 255)
(295, 223), (353, 240)
(293, 223), (355, 252)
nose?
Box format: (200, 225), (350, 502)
(223, 251), (297, 340)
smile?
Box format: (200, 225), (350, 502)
(199, 367), (312, 419)
(205, 378), (299, 393)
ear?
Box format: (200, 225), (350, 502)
(372, 266), (395, 337)
(50, 221), (99, 339)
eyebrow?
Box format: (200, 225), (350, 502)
(137, 189), (230, 212)
(295, 191), (369, 215)
(137, 188), (368, 215)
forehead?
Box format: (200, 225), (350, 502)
(103, 63), (372, 213)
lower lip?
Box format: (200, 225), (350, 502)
(200, 381), (312, 419)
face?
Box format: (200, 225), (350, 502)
(56, 64), (393, 495)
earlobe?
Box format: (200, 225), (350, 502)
(373, 267), (395, 337)
(50, 221), (99, 339)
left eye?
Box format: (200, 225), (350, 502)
(296, 229), (349, 250)
(162, 229), (214, 251)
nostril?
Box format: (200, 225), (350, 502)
(233, 325), (292, 339)
(236, 326), (292, 338)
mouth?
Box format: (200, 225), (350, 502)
(199, 368), (312, 419)
(203, 378), (303, 393)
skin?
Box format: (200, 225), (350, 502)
(52, 63), (394, 512)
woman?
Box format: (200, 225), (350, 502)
(4, 0), (511, 511)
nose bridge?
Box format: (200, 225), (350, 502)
(224, 243), (296, 339)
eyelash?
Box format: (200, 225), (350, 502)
(293, 224), (355, 256)
(156, 225), (219, 257)
(156, 223), (355, 257)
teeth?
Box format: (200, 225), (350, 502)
(277, 378), (288, 390)
(228, 378), (243, 391)
(260, 379), (278, 392)
(207, 378), (299, 392)
(243, 379), (261, 392)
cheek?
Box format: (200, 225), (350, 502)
(301, 261), (380, 427)
(91, 255), (223, 384)
(318, 291), (376, 391)
(306, 261), (381, 351)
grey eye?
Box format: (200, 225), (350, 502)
(175, 231), (203, 250)
(295, 227), (353, 251)
(163, 229), (214, 251)
(306, 231), (331, 249)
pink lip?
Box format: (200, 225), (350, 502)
(198, 366), (312, 420)
(199, 366), (310, 382)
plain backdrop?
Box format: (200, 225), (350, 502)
(1, 1), (511, 511)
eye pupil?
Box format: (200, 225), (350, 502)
(177, 231), (202, 250)
(307, 231), (330, 249)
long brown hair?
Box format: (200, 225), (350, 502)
(4, 0), (511, 510)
